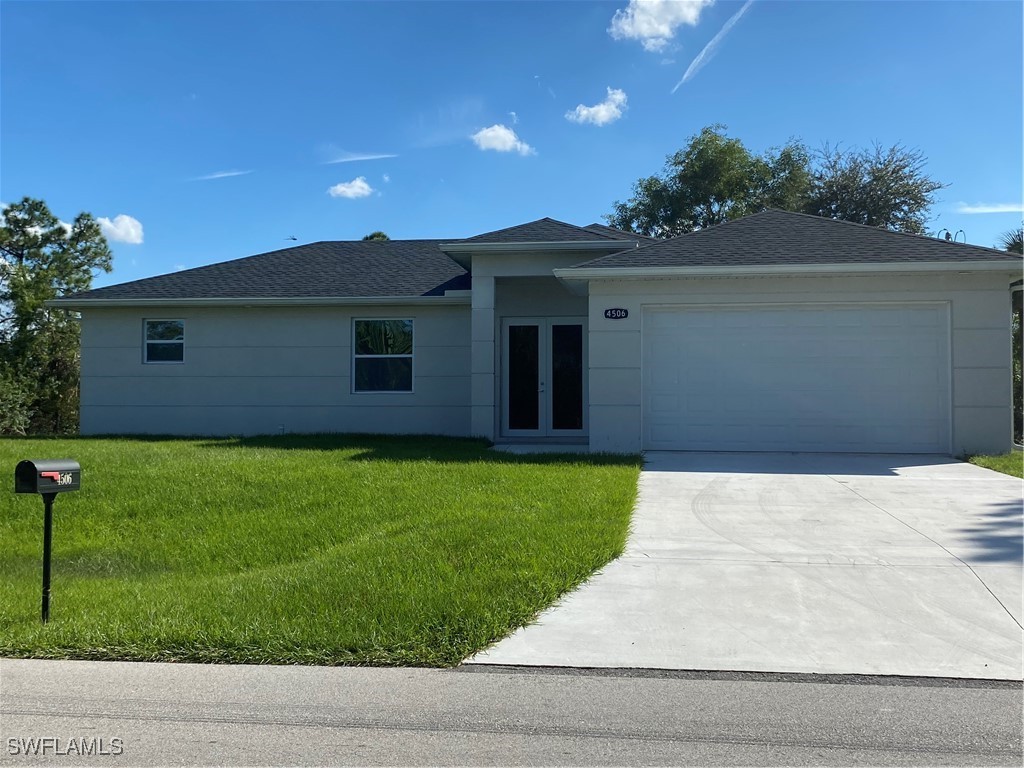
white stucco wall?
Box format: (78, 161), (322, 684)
(495, 276), (588, 318)
(587, 272), (1015, 456)
(79, 304), (471, 436)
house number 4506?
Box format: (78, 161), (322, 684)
(604, 308), (629, 320)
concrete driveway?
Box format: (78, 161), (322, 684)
(470, 452), (1023, 680)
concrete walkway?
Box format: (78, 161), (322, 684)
(470, 453), (1023, 679)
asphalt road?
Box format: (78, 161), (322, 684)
(0, 659), (1020, 766)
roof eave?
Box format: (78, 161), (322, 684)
(47, 294), (473, 309)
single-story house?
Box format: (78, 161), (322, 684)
(54, 209), (1022, 455)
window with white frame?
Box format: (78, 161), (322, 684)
(144, 319), (185, 363)
(353, 319), (413, 392)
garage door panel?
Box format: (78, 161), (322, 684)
(642, 305), (950, 453)
(649, 394), (680, 415)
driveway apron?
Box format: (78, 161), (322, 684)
(469, 452), (1023, 680)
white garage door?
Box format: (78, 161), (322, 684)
(642, 304), (950, 453)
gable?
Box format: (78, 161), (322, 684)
(465, 217), (624, 243)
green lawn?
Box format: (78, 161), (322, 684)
(1, 435), (640, 666)
(968, 452), (1024, 478)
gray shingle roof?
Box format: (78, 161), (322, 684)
(465, 217), (623, 243)
(66, 240), (470, 301)
(573, 209), (1023, 269)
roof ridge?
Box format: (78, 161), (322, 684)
(466, 217), (621, 242)
(577, 219), (726, 265)
(544, 216), (614, 238)
(583, 222), (657, 241)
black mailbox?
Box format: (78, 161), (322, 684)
(14, 459), (81, 624)
(15, 459), (81, 495)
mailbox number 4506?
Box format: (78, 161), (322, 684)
(41, 472), (75, 486)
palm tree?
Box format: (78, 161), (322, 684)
(999, 226), (1023, 254)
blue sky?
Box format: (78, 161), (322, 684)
(2, 0), (1021, 288)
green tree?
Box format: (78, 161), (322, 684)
(0, 369), (33, 435)
(607, 126), (946, 237)
(805, 143), (946, 235)
(1002, 226), (1023, 442)
(362, 231), (390, 241)
(0, 197), (112, 433)
(607, 125), (812, 237)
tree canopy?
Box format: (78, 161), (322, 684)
(805, 143), (944, 234)
(362, 231), (390, 241)
(607, 125), (945, 237)
(0, 197), (112, 434)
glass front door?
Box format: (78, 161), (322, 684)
(502, 318), (586, 437)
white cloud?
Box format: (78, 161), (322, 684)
(98, 214), (144, 244)
(955, 202), (1024, 214)
(565, 87), (628, 126)
(327, 177), (374, 199)
(672, 0), (754, 92)
(470, 124), (535, 156)
(324, 150), (398, 164)
(193, 169), (253, 180)
(509, 110), (519, 124)
(382, 173), (391, 183)
(609, 0), (714, 52)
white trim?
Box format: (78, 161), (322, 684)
(549, 318), (589, 438)
(143, 318), (185, 365)
(48, 295), (471, 309)
(351, 318), (415, 394)
(500, 317), (588, 438)
(556, 260), (1022, 281)
(501, 318), (547, 438)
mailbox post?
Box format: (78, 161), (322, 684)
(15, 459), (81, 623)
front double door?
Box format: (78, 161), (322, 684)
(501, 318), (587, 438)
